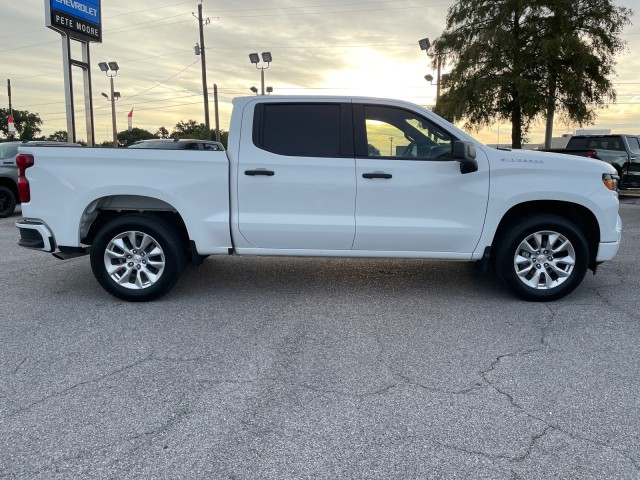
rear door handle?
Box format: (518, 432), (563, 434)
(362, 172), (392, 179)
(245, 169), (275, 176)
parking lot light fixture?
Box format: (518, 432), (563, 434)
(418, 38), (431, 51)
(249, 52), (272, 95)
(419, 37), (443, 104)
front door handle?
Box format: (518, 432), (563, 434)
(362, 172), (392, 179)
(245, 169), (275, 176)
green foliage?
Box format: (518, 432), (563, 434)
(432, 0), (632, 148)
(172, 120), (209, 139)
(218, 131), (228, 148)
(117, 128), (157, 147)
(0, 108), (43, 140)
(155, 126), (170, 139)
(46, 130), (68, 142)
(171, 119), (228, 147)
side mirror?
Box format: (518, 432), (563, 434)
(452, 141), (478, 174)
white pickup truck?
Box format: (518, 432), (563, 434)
(15, 96), (621, 302)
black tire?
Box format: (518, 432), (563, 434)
(0, 186), (17, 218)
(494, 214), (589, 301)
(90, 214), (186, 301)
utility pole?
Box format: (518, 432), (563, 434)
(213, 83), (220, 142)
(196, 2), (211, 140)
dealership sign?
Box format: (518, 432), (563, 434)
(45, 0), (102, 43)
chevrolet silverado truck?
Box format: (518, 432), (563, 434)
(15, 96), (622, 302)
(543, 134), (640, 188)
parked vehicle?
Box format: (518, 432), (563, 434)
(129, 139), (224, 151)
(542, 134), (640, 188)
(0, 141), (80, 218)
(15, 96), (621, 302)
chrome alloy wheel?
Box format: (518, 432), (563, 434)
(103, 231), (166, 290)
(513, 230), (576, 290)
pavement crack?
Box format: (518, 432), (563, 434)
(6, 355), (154, 418)
(11, 357), (27, 375)
(395, 373), (485, 396)
(512, 425), (554, 462)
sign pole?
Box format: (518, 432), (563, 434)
(46, 0), (102, 145)
(81, 42), (95, 146)
(61, 35), (76, 143)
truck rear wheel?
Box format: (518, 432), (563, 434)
(494, 214), (589, 301)
(0, 186), (16, 218)
(90, 214), (186, 301)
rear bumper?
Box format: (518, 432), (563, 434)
(15, 220), (55, 252)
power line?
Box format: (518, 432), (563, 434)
(126, 59), (200, 100)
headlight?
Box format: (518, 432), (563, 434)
(602, 173), (619, 192)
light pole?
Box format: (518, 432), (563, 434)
(98, 61), (119, 147)
(419, 37), (442, 104)
(249, 52), (272, 95)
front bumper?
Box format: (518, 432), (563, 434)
(595, 213), (622, 262)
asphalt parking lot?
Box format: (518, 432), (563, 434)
(1, 196), (639, 479)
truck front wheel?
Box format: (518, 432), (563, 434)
(494, 214), (589, 301)
(90, 214), (186, 301)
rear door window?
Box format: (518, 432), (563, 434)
(253, 103), (351, 157)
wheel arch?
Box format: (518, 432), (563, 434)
(491, 200), (600, 269)
(79, 195), (190, 251)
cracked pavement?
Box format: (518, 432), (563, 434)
(1, 197), (639, 479)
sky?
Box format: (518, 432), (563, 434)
(0, 0), (638, 145)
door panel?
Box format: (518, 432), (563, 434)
(354, 158), (489, 253)
(238, 154), (356, 249)
(237, 101), (356, 250)
(352, 104), (489, 254)
(624, 136), (640, 186)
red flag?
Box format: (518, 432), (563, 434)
(127, 109), (133, 131)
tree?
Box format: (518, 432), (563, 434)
(117, 127), (157, 147)
(171, 119), (208, 139)
(535, 1), (631, 148)
(46, 130), (68, 142)
(218, 131), (228, 148)
(431, 0), (631, 148)
(0, 108), (43, 140)
(155, 126), (170, 139)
